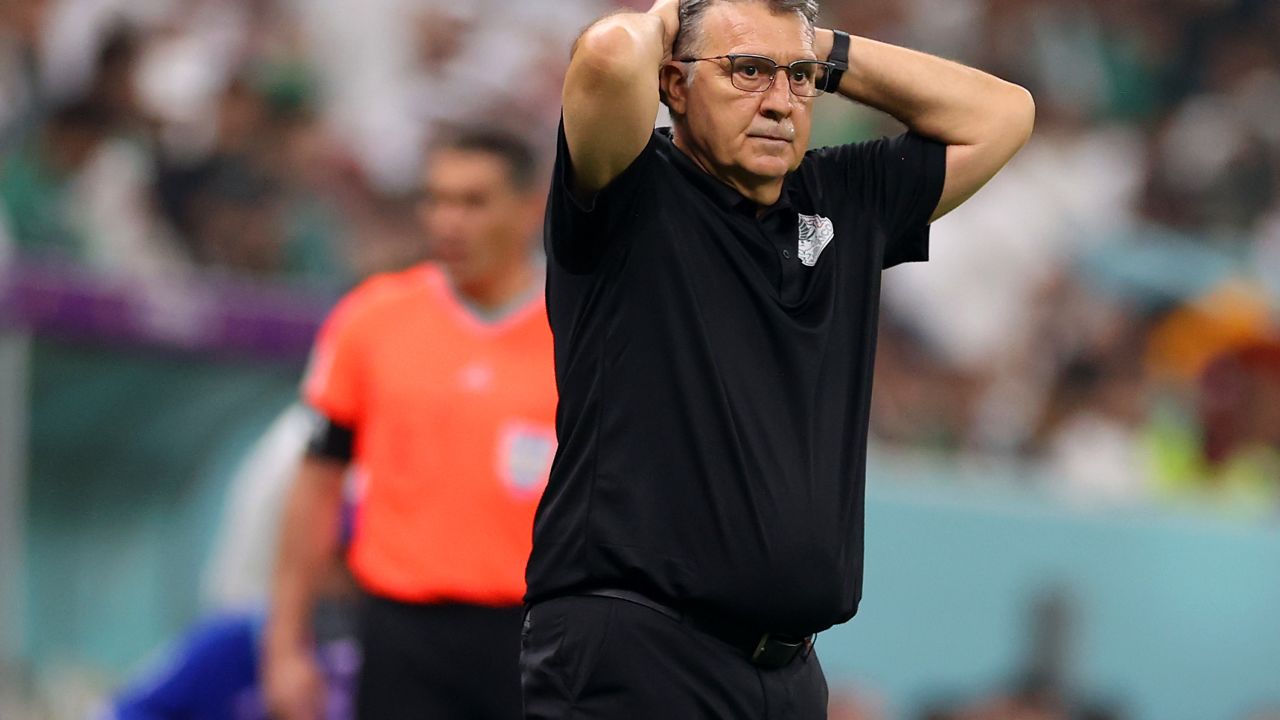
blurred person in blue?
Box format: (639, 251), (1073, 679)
(101, 403), (359, 720)
(103, 596), (358, 720)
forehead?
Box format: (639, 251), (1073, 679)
(699, 2), (814, 59)
(424, 149), (512, 187)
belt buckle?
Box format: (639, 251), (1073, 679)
(750, 633), (773, 663)
(750, 633), (811, 669)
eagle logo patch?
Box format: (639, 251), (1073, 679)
(797, 213), (835, 267)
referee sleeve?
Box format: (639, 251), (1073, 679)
(302, 293), (367, 428)
(305, 411), (355, 463)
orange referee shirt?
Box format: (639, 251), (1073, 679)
(303, 263), (557, 606)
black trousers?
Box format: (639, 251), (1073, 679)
(357, 594), (525, 720)
(521, 595), (829, 719)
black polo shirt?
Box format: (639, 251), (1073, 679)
(528, 123), (945, 636)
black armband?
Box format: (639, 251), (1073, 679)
(823, 30), (850, 93)
(306, 415), (355, 462)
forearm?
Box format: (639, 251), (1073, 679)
(817, 30), (1034, 148)
(265, 458), (345, 655)
(817, 29), (1034, 219)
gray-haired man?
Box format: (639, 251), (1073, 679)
(522, 1), (1034, 717)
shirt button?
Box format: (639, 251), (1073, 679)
(782, 249), (792, 259)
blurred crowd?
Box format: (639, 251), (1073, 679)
(837, 0), (1280, 514)
(3, 0), (1280, 515)
(0, 0), (600, 287)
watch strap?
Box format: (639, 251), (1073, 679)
(823, 30), (850, 93)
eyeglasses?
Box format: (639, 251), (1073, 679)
(676, 54), (835, 98)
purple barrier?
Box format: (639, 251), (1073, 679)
(0, 258), (332, 360)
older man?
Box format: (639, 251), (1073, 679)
(523, 0), (1034, 718)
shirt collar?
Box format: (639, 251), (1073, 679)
(656, 127), (795, 217)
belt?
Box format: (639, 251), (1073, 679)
(579, 589), (814, 670)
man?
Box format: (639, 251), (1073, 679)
(264, 129), (557, 720)
(523, 0), (1034, 717)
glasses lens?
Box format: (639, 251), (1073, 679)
(788, 61), (827, 97)
(729, 56), (777, 92)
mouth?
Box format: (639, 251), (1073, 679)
(747, 124), (796, 145)
(433, 240), (467, 262)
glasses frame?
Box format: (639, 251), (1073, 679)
(676, 54), (836, 98)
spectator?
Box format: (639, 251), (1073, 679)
(0, 98), (109, 260)
(2, 0), (1278, 510)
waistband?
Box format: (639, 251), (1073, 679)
(574, 588), (814, 670)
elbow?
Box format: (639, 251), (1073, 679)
(570, 16), (660, 89)
(1005, 84), (1036, 149)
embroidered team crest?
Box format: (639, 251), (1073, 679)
(796, 213), (835, 267)
(496, 421), (557, 498)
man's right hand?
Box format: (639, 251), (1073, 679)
(263, 643), (325, 720)
(648, 0), (680, 58)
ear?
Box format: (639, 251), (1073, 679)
(659, 63), (690, 116)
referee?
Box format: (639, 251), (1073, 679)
(264, 129), (556, 720)
(523, 0), (1034, 718)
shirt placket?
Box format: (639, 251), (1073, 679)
(760, 211), (802, 304)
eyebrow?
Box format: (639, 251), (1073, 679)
(726, 47), (819, 62)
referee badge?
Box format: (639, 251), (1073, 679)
(497, 421), (557, 498)
(797, 213), (835, 267)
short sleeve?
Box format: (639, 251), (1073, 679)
(302, 294), (366, 427)
(807, 132), (946, 268)
(545, 118), (661, 273)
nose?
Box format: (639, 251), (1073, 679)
(427, 202), (467, 236)
(759, 69), (795, 120)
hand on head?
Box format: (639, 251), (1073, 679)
(648, 0), (681, 57)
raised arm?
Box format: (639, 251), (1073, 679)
(563, 0), (678, 194)
(815, 30), (1035, 222)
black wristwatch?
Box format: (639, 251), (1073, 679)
(823, 30), (850, 93)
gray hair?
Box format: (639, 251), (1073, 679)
(673, 0), (820, 60)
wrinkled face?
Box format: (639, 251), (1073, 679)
(664, 1), (816, 189)
(418, 150), (534, 290)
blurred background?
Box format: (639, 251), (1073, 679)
(1, 0), (1278, 718)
